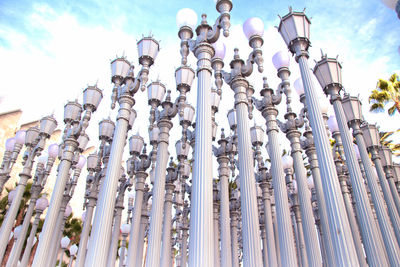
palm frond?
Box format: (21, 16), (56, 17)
(370, 103), (385, 113)
(388, 104), (397, 116)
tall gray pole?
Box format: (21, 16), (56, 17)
(179, 202), (189, 267)
(259, 180), (278, 267)
(217, 154), (232, 267)
(346, 116), (400, 265)
(383, 164), (400, 216)
(229, 197), (240, 267)
(160, 181), (175, 267)
(145, 118), (173, 267)
(6, 184), (40, 267)
(254, 78), (298, 266)
(323, 75), (387, 265)
(126, 172), (147, 267)
(368, 145), (400, 245)
(107, 194), (124, 267)
(278, 10), (360, 263)
(75, 199), (95, 267)
(228, 72), (263, 266)
(301, 127), (335, 266)
(20, 208), (43, 267)
(213, 182), (221, 267)
(136, 200), (150, 267)
(0, 132), (50, 262)
(277, 65), (322, 266)
(188, 40), (215, 267)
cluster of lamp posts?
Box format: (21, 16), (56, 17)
(1, 2), (400, 267)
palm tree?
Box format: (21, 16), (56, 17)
(369, 73), (400, 116)
(380, 129), (400, 157)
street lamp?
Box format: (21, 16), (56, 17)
(342, 94), (400, 262)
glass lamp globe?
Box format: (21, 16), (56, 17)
(76, 155), (87, 169)
(148, 81), (166, 104)
(5, 138), (16, 152)
(211, 89), (221, 110)
(243, 17), (264, 40)
(227, 109), (237, 129)
(87, 153), (99, 170)
(294, 78), (305, 96)
(121, 224), (131, 235)
(25, 127), (40, 147)
(272, 51), (290, 70)
(69, 244), (78, 256)
(149, 126), (160, 143)
(129, 109), (137, 129)
(327, 115), (340, 132)
(37, 154), (48, 165)
(64, 205), (72, 217)
(61, 236), (70, 249)
(15, 130), (26, 145)
(318, 97), (330, 114)
(48, 143), (59, 158)
(176, 8), (198, 30)
(212, 40), (226, 59)
(99, 118), (115, 141)
(381, 0), (397, 9)
(180, 104), (195, 123)
(282, 155), (293, 170)
(35, 196), (49, 211)
(39, 115), (58, 137)
(77, 134), (89, 152)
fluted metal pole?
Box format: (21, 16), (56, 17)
(218, 156), (232, 267)
(107, 197), (124, 267)
(126, 172), (147, 267)
(257, 83), (298, 266)
(369, 147), (400, 245)
(20, 209), (42, 267)
(160, 182), (174, 267)
(328, 86), (387, 265)
(302, 128), (335, 267)
(119, 233), (128, 267)
(291, 196), (308, 267)
(259, 181), (278, 267)
(85, 94), (134, 266)
(6, 187), (40, 267)
(213, 184), (221, 267)
(384, 166), (400, 216)
(231, 78), (263, 266)
(230, 199), (240, 267)
(293, 46), (359, 265)
(33, 139), (78, 267)
(350, 121), (400, 265)
(135, 202), (149, 267)
(75, 199), (95, 267)
(180, 203), (189, 267)
(332, 133), (368, 266)
(145, 119), (172, 267)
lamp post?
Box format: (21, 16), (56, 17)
(68, 244), (78, 267)
(380, 147), (400, 215)
(0, 115), (57, 263)
(0, 130), (26, 193)
(58, 236), (70, 267)
(214, 129), (233, 267)
(274, 50), (322, 266)
(361, 123), (400, 246)
(278, 9), (359, 265)
(20, 195), (48, 267)
(85, 35), (159, 267)
(229, 192), (240, 267)
(119, 224), (130, 267)
(34, 85), (101, 267)
(254, 77), (298, 266)
(125, 135), (151, 267)
(219, 15), (266, 265)
(381, 0), (400, 18)
(107, 167), (132, 267)
(135, 186), (151, 267)
(6, 143), (58, 267)
(342, 94), (400, 264)
(300, 116), (335, 266)
(176, 2), (232, 265)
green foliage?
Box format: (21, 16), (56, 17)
(369, 73), (400, 116)
(379, 129), (400, 157)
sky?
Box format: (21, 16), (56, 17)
(0, 0), (399, 216)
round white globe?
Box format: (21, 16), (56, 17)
(243, 17), (264, 40)
(176, 8), (198, 30)
(293, 78), (305, 96)
(272, 51), (290, 70)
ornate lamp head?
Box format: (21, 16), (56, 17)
(83, 85), (103, 111)
(129, 135), (144, 156)
(64, 100), (82, 124)
(111, 57), (131, 85)
(99, 118), (115, 142)
(342, 94), (362, 124)
(39, 115), (58, 138)
(313, 55), (343, 95)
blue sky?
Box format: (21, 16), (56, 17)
(1, 0), (399, 215)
